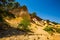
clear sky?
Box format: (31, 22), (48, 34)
(15, 0), (60, 23)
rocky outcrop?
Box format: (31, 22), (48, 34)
(9, 6), (30, 20)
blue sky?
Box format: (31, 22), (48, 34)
(15, 0), (60, 23)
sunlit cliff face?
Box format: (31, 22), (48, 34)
(9, 6), (28, 16)
(4, 6), (31, 27)
(9, 6), (31, 20)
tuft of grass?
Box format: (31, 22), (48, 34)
(44, 26), (60, 33)
(43, 26), (55, 33)
(55, 28), (60, 33)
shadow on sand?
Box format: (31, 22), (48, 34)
(0, 24), (29, 38)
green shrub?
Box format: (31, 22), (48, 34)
(18, 17), (31, 31)
(44, 26), (60, 33)
(52, 22), (59, 24)
(31, 12), (36, 17)
(55, 28), (60, 33)
(44, 26), (55, 33)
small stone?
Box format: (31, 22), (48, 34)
(38, 37), (40, 39)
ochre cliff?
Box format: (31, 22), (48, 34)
(0, 5), (60, 40)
